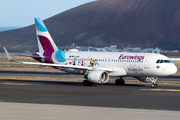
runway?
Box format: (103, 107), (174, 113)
(0, 71), (180, 119)
(0, 79), (180, 111)
(0, 70), (180, 82)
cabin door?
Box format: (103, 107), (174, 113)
(144, 56), (151, 69)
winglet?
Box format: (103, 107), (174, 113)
(3, 47), (14, 61)
(156, 47), (160, 54)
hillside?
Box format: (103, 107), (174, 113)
(1, 0), (180, 52)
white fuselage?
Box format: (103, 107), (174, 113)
(51, 51), (177, 77)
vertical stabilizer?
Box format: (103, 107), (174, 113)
(34, 18), (59, 53)
(156, 47), (160, 54)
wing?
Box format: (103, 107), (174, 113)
(3, 47), (114, 72)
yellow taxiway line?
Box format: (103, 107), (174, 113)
(0, 82), (41, 85)
(139, 89), (180, 92)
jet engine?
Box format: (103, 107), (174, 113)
(87, 71), (109, 84)
(136, 77), (158, 83)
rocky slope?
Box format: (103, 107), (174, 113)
(1, 0), (180, 51)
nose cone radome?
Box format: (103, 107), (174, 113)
(169, 64), (177, 75)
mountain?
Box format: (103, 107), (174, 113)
(0, 27), (21, 32)
(1, 0), (180, 52)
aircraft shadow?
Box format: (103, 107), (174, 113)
(0, 79), (146, 87)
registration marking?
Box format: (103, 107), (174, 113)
(139, 89), (180, 92)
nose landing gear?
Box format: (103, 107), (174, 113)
(151, 83), (157, 88)
(150, 77), (158, 88)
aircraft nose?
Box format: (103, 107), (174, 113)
(169, 64), (177, 75)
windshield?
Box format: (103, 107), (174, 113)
(156, 59), (172, 63)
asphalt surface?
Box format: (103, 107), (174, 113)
(0, 78), (180, 111)
(0, 70), (180, 119)
(0, 70), (180, 81)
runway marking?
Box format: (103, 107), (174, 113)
(0, 82), (41, 86)
(139, 89), (180, 92)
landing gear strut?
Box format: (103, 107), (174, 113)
(83, 80), (92, 86)
(115, 78), (125, 85)
(150, 77), (158, 88)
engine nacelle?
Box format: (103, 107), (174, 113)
(136, 77), (158, 83)
(87, 71), (109, 84)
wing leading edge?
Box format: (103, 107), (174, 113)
(3, 47), (114, 72)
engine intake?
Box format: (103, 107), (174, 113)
(87, 71), (109, 84)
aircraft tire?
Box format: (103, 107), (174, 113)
(151, 83), (157, 88)
(83, 80), (88, 86)
(120, 79), (125, 85)
(83, 80), (92, 86)
(115, 79), (120, 85)
(115, 79), (125, 85)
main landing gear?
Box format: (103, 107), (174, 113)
(115, 78), (125, 85)
(83, 80), (92, 86)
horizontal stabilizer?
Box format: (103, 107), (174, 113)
(14, 54), (45, 59)
(3, 47), (14, 62)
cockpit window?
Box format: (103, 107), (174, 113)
(160, 60), (163, 63)
(156, 59), (172, 64)
(156, 60), (160, 63)
(164, 60), (170, 63)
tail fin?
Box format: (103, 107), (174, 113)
(156, 47), (160, 54)
(34, 18), (59, 53)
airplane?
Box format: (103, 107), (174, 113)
(4, 18), (177, 88)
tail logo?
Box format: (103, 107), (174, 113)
(35, 18), (47, 32)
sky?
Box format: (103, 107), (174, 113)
(0, 0), (96, 27)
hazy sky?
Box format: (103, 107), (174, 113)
(0, 0), (96, 27)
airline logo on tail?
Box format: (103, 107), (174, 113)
(34, 18), (66, 63)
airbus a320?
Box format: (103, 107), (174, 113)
(4, 18), (177, 88)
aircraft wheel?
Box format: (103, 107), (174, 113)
(120, 79), (125, 85)
(83, 80), (88, 86)
(83, 80), (92, 86)
(151, 83), (157, 88)
(115, 79), (125, 85)
(115, 79), (120, 85)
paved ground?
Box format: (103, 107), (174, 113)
(1, 102), (180, 120)
(0, 70), (180, 82)
(0, 79), (180, 110)
(0, 71), (180, 119)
